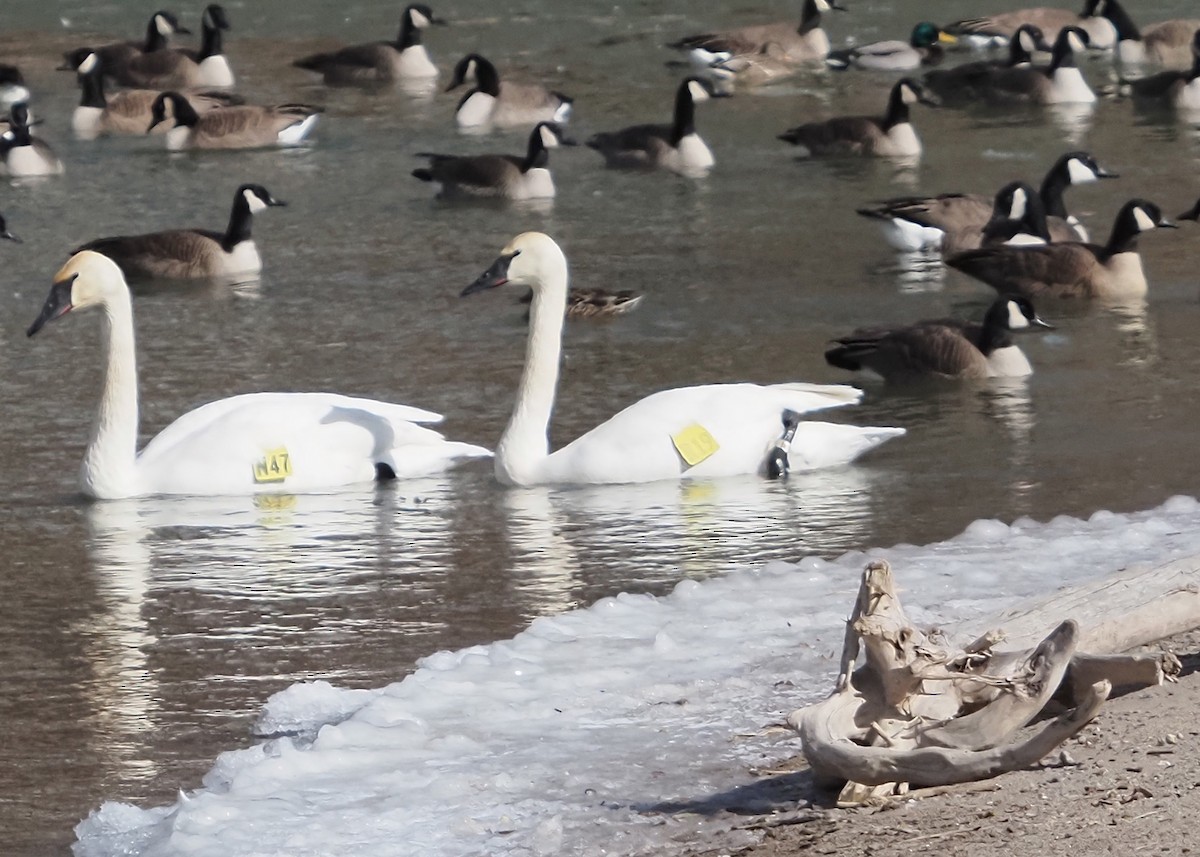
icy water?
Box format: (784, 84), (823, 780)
(1, 0), (1199, 853)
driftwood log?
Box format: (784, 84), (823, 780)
(788, 558), (1199, 805)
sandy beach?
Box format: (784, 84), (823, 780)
(686, 632), (1200, 857)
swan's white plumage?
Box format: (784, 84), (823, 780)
(31, 252), (490, 499)
(467, 233), (903, 487)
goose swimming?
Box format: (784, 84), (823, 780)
(26, 252), (490, 499)
(1, 103), (64, 177)
(148, 92), (322, 149)
(412, 122), (574, 200)
(462, 232), (904, 486)
(293, 3), (442, 85)
(446, 54), (572, 130)
(778, 77), (938, 158)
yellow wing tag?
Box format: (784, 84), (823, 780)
(671, 423), (720, 468)
(252, 447), (293, 484)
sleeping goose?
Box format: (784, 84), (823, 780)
(72, 10), (192, 85)
(461, 232), (903, 486)
(148, 92), (322, 149)
(1, 103), (64, 177)
(67, 49), (241, 138)
(73, 184), (285, 280)
(585, 77), (722, 176)
(964, 26), (1096, 105)
(0, 65), (30, 111)
(946, 199), (1177, 300)
(25, 252), (490, 499)
(922, 24), (1052, 106)
(446, 54), (572, 130)
(412, 121), (574, 200)
(669, 0), (844, 65)
(856, 151), (1117, 253)
(825, 296), (1053, 382)
(175, 4), (235, 87)
(1123, 31), (1200, 111)
(293, 3), (442, 85)
(778, 77), (937, 158)
(944, 0), (1117, 51)
(826, 22), (958, 72)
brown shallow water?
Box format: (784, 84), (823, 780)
(1, 0), (1200, 853)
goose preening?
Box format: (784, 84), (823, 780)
(957, 25), (1096, 105)
(412, 122), (575, 200)
(857, 151), (1118, 253)
(826, 296), (1053, 382)
(148, 92), (322, 149)
(778, 77), (937, 159)
(446, 54), (572, 130)
(70, 10), (192, 85)
(0, 65), (30, 111)
(73, 184), (286, 280)
(462, 232), (903, 486)
(293, 3), (442, 85)
(25, 251), (490, 499)
(944, 0), (1117, 51)
(586, 77), (722, 175)
(1, 103), (64, 177)
(175, 4), (236, 88)
(826, 22), (958, 72)
(921, 24), (1052, 106)
(669, 0), (844, 65)
(66, 49), (241, 138)
(1123, 31), (1200, 111)
(1105, 2), (1200, 67)
(946, 199), (1177, 300)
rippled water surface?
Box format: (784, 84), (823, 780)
(2, 0), (1200, 853)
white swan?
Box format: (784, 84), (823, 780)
(27, 251), (491, 499)
(461, 232), (905, 487)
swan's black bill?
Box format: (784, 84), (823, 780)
(27, 275), (77, 337)
(462, 252), (518, 296)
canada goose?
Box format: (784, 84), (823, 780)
(963, 26), (1096, 105)
(944, 0), (1117, 51)
(856, 151), (1117, 253)
(778, 77), (937, 158)
(699, 43), (797, 88)
(66, 49), (241, 137)
(978, 181), (1055, 246)
(826, 22), (958, 72)
(922, 24), (1052, 106)
(826, 296), (1053, 381)
(412, 122), (575, 200)
(175, 4), (235, 87)
(25, 252), (490, 499)
(461, 232), (903, 486)
(0, 65), (30, 111)
(585, 77), (722, 176)
(0, 213), (19, 242)
(669, 0), (844, 65)
(519, 287), (645, 319)
(148, 92), (322, 150)
(293, 4), (442, 85)
(1101, 1), (1200, 67)
(74, 10), (193, 88)
(446, 54), (572, 130)
(946, 199), (1177, 300)
(73, 184), (286, 280)
(0, 103), (63, 177)
(1123, 31), (1200, 111)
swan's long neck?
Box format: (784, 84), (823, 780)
(496, 251), (569, 486)
(82, 290), (140, 498)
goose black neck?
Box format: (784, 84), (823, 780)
(200, 19), (224, 59)
(144, 18), (169, 51)
(1049, 34), (1079, 72)
(472, 55), (500, 96)
(882, 85), (910, 131)
(799, 0), (822, 36)
(1008, 31), (1037, 65)
(1189, 50), (1200, 83)
(397, 13), (423, 49)
(978, 300), (1017, 354)
(1039, 164), (1071, 219)
(222, 194), (254, 251)
(1102, 0), (1140, 41)
(521, 128), (550, 172)
(172, 94), (201, 127)
(1103, 206), (1143, 257)
(670, 82), (698, 144)
(78, 66), (107, 108)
